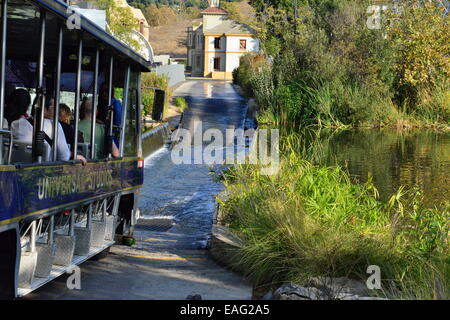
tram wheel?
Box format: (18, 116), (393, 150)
(0, 229), (18, 300)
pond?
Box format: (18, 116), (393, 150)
(310, 129), (450, 208)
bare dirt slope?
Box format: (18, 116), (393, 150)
(148, 18), (201, 58)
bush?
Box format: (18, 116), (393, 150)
(173, 96), (188, 111)
(388, 1), (450, 109)
(141, 72), (172, 118)
(232, 53), (266, 97)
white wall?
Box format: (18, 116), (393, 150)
(225, 36), (259, 72)
(225, 53), (242, 72)
(153, 55), (170, 66)
(207, 52), (226, 72)
(225, 36), (259, 52)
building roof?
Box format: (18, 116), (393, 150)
(201, 7), (227, 14)
(205, 20), (255, 35)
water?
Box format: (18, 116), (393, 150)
(312, 129), (450, 207)
(138, 80), (248, 247)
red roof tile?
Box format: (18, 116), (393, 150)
(201, 7), (227, 14)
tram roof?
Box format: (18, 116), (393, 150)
(33, 0), (152, 72)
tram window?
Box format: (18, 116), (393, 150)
(2, 1), (60, 164)
(123, 71), (139, 157)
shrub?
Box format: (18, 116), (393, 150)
(174, 96), (188, 111)
(141, 72), (172, 118)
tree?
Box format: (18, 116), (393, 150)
(88, 0), (141, 51)
(143, 4), (178, 27)
(388, 1), (450, 95)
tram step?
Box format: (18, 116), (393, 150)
(90, 221), (106, 247)
(18, 251), (37, 289)
(105, 216), (115, 241)
(34, 243), (55, 278)
(53, 235), (75, 267)
(74, 227), (91, 256)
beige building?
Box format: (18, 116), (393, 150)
(187, 0), (259, 80)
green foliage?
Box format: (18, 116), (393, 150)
(173, 97), (188, 111)
(141, 73), (172, 117)
(89, 0), (141, 51)
(234, 0), (449, 128)
(220, 138), (450, 299)
(227, 0), (450, 300)
(388, 1), (450, 111)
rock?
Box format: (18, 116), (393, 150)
(270, 280), (387, 300)
(273, 283), (321, 300)
(186, 294), (202, 300)
(307, 276), (370, 299)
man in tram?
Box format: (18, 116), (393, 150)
(78, 98), (119, 158)
(97, 82), (122, 145)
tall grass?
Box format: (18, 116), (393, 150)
(220, 137), (449, 299)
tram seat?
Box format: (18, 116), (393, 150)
(4, 141), (51, 164)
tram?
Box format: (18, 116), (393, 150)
(0, 0), (150, 298)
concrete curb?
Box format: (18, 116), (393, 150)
(209, 224), (245, 274)
(142, 122), (171, 158)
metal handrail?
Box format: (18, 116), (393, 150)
(0, 128), (13, 165)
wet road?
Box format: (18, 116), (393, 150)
(137, 80), (248, 247)
(24, 80), (252, 300)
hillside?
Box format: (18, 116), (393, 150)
(142, 0), (255, 58)
(148, 18), (201, 58)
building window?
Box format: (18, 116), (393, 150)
(213, 57), (221, 71)
(240, 39), (247, 50)
(196, 55), (201, 68)
(214, 37), (221, 49)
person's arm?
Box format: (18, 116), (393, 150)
(112, 140), (119, 158)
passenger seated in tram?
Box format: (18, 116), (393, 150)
(78, 98), (119, 158)
(98, 83), (122, 145)
(58, 103), (85, 146)
(59, 103), (76, 146)
(6, 89), (70, 162)
(4, 88), (31, 134)
(41, 100), (87, 164)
